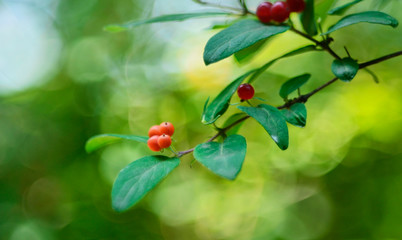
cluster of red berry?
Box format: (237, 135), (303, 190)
(147, 122), (175, 151)
(256, 0), (305, 23)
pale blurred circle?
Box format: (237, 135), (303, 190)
(67, 36), (110, 83)
(0, 1), (61, 95)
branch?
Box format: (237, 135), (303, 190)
(290, 27), (341, 60)
(278, 50), (402, 108)
(177, 50), (402, 158)
(238, 0), (252, 15)
(193, 0), (250, 14)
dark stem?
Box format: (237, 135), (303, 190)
(344, 46), (351, 58)
(290, 27), (341, 60)
(177, 50), (402, 157)
(359, 50), (402, 68)
(194, 0), (252, 14)
(238, 0), (251, 15)
(278, 50), (402, 108)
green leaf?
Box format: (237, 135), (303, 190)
(279, 74), (311, 99)
(281, 103), (307, 128)
(328, 0), (362, 15)
(248, 45), (316, 84)
(331, 57), (359, 82)
(194, 135), (247, 180)
(300, 0), (318, 36)
(222, 113), (248, 135)
(324, 11), (399, 35)
(238, 104), (289, 150)
(202, 71), (254, 124)
(234, 39), (269, 64)
(203, 19), (290, 65)
(112, 155), (180, 212)
(104, 12), (232, 32)
(85, 134), (148, 153)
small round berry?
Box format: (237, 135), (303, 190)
(271, 1), (290, 23)
(256, 2), (273, 23)
(286, 0), (305, 13)
(159, 122), (174, 136)
(147, 136), (161, 152)
(148, 125), (162, 137)
(237, 83), (255, 100)
(157, 134), (172, 149)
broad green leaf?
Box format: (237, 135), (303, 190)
(324, 11), (399, 35)
(300, 0), (318, 36)
(194, 134), (247, 180)
(202, 71), (254, 124)
(85, 134), (148, 153)
(234, 39), (269, 64)
(203, 19), (290, 65)
(248, 45), (316, 84)
(281, 103), (307, 128)
(104, 12), (232, 32)
(331, 57), (359, 82)
(238, 104), (289, 150)
(112, 155), (180, 212)
(279, 74), (311, 99)
(328, 0), (362, 15)
(222, 113), (248, 135)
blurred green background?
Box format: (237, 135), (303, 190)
(0, 0), (401, 239)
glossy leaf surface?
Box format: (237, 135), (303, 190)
(328, 0), (362, 15)
(331, 57), (359, 82)
(281, 103), (307, 127)
(112, 156), (180, 212)
(194, 135), (247, 180)
(238, 104), (289, 150)
(204, 19), (289, 65)
(279, 74), (311, 99)
(202, 71), (254, 124)
(324, 11), (398, 35)
(300, 0), (318, 36)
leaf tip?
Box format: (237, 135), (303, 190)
(103, 24), (127, 33)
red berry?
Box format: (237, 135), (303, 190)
(271, 1), (290, 23)
(286, 0), (305, 12)
(157, 134), (172, 149)
(159, 122), (174, 136)
(147, 136), (161, 152)
(256, 2), (273, 23)
(237, 83), (255, 100)
(148, 125), (162, 137)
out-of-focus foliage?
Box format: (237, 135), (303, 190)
(0, 0), (401, 239)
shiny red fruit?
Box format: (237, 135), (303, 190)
(147, 136), (161, 152)
(159, 122), (174, 136)
(286, 0), (305, 12)
(157, 134), (172, 149)
(148, 125), (162, 137)
(237, 83), (255, 100)
(271, 1), (290, 23)
(256, 2), (273, 23)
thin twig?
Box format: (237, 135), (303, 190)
(290, 27), (341, 60)
(193, 0), (247, 13)
(177, 50), (402, 157)
(278, 50), (402, 109)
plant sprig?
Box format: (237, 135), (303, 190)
(90, 0), (401, 212)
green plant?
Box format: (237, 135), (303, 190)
(87, 0), (401, 212)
